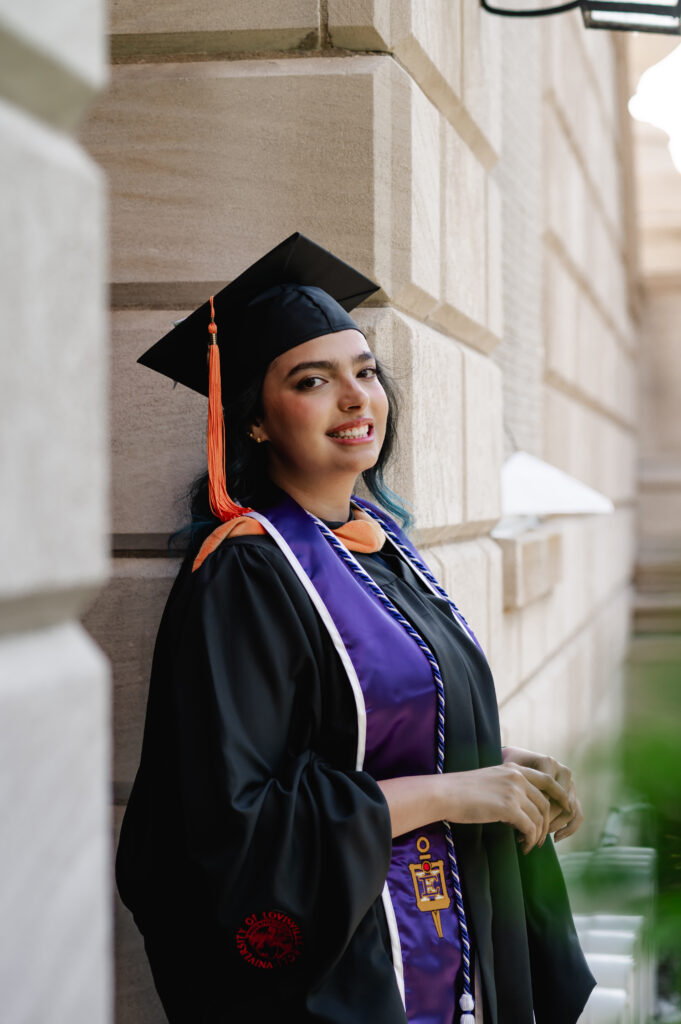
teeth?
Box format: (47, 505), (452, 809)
(329, 425), (371, 439)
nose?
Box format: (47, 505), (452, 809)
(338, 372), (369, 410)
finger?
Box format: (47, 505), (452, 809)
(503, 783), (545, 850)
(549, 807), (571, 830)
(555, 800), (584, 842)
(520, 766), (572, 815)
(522, 780), (552, 846)
(513, 808), (543, 854)
(549, 782), (578, 830)
(542, 755), (572, 783)
(554, 818), (578, 841)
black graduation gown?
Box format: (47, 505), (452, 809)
(116, 527), (594, 1024)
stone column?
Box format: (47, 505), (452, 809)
(0, 1), (111, 1022)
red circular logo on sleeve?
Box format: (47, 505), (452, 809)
(236, 910), (303, 969)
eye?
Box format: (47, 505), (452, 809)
(296, 375), (325, 390)
(358, 366), (378, 379)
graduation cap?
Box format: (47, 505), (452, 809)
(137, 231), (380, 522)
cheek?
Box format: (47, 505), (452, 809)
(265, 393), (321, 442)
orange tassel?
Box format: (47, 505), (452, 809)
(206, 296), (252, 522)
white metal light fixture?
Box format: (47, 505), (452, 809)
(481, 0), (681, 34)
(491, 451), (614, 538)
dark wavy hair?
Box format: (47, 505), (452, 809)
(174, 357), (413, 551)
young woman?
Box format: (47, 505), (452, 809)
(117, 234), (594, 1024)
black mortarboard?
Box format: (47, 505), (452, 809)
(137, 232), (380, 398)
(137, 232), (380, 523)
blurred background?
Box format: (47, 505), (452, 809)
(1, 2), (680, 1022)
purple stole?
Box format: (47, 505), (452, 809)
(249, 494), (463, 1024)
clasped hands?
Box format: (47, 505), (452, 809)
(377, 746), (584, 846)
(497, 746), (583, 853)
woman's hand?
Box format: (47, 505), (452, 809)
(439, 762), (573, 854)
(378, 761), (573, 852)
(501, 746), (584, 842)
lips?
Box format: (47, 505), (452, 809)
(327, 418), (373, 439)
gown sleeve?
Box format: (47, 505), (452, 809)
(116, 537), (393, 997)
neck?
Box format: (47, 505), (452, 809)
(267, 468), (357, 523)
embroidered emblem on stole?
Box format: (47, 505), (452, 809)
(409, 835), (451, 939)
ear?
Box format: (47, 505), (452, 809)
(248, 417), (270, 443)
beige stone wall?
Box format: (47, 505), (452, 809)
(496, 17), (637, 833)
(627, 35), (681, 633)
(80, 5), (639, 1018)
(0, 0), (111, 1021)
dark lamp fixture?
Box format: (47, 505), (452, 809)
(480, 0), (681, 33)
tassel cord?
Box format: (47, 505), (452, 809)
(206, 296), (252, 522)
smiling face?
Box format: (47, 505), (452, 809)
(252, 329), (389, 504)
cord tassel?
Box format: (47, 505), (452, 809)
(206, 296), (252, 522)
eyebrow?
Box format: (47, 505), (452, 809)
(284, 351), (376, 380)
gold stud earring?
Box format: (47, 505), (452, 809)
(248, 432), (263, 444)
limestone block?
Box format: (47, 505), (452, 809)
(111, 311), (206, 537)
(544, 386), (636, 504)
(585, 205), (612, 323)
(431, 124), (488, 349)
(327, 0), (464, 124)
(0, 624), (111, 1024)
(425, 538), (501, 681)
(601, 240), (630, 344)
(544, 21), (586, 160)
(598, 133), (623, 240)
(498, 690), (532, 750)
(575, 291), (606, 408)
(564, 633), (594, 751)
(462, 347), (502, 529)
(585, 510), (635, 607)
(328, 0), (392, 50)
(395, 81), (441, 318)
(545, 518), (589, 640)
(517, 592), (552, 684)
(545, 249), (578, 387)
(82, 558), (179, 787)
(545, 106), (587, 274)
(113, 807), (166, 1024)
(582, 30), (619, 131)
(0, 102), (108, 632)
(486, 175), (503, 345)
(513, 518), (612, 686)
(83, 57), (446, 325)
(496, 609), (521, 705)
(484, 537), (504, 689)
(616, 350), (637, 430)
(367, 309), (464, 537)
(82, 57), (378, 287)
(495, 526), (563, 611)
(461, 0), (503, 158)
(428, 539), (490, 654)
(111, 0), (320, 58)
(0, 0), (105, 129)
(524, 653), (572, 760)
(597, 327), (619, 419)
